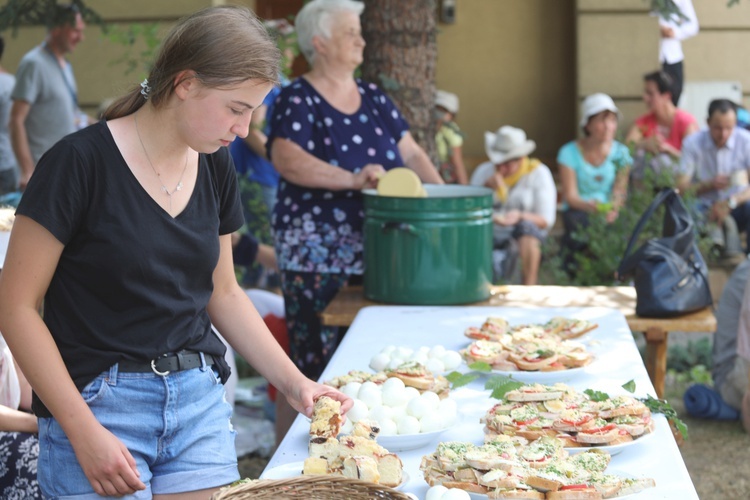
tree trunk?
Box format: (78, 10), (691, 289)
(361, 0), (438, 164)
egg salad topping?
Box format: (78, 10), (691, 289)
(437, 441), (473, 461)
(391, 361), (426, 376)
(510, 405), (539, 423)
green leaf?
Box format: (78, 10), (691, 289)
(446, 371), (480, 389)
(583, 388), (611, 402)
(674, 419), (689, 440)
(640, 394), (689, 440)
(468, 361), (492, 372)
(595, 202), (613, 214)
(622, 380), (636, 393)
(535, 349), (556, 359)
(485, 375), (524, 399)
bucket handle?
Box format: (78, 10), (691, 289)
(381, 221), (419, 236)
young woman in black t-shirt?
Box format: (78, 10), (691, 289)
(0, 7), (352, 499)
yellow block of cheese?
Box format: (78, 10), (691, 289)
(376, 167), (426, 198)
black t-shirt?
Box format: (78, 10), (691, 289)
(16, 121), (244, 417)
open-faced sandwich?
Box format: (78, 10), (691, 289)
(325, 361), (450, 399)
(541, 317), (598, 340)
(384, 360), (451, 398)
(464, 316), (598, 344)
(420, 438), (655, 499)
(461, 335), (594, 372)
(303, 396), (404, 488)
(464, 317), (511, 342)
(482, 384), (655, 449)
(324, 370), (389, 388)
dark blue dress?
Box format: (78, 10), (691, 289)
(269, 78), (408, 274)
(267, 78), (410, 378)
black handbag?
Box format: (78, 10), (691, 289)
(617, 188), (713, 318)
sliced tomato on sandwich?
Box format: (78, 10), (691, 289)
(465, 327), (491, 340)
(561, 484), (590, 490)
(515, 417), (539, 426)
(580, 423), (617, 434)
(561, 413), (593, 427)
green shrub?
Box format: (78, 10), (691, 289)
(666, 337), (713, 373)
(637, 337), (713, 380)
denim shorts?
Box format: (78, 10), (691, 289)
(38, 358), (239, 499)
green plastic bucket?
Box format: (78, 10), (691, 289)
(363, 185), (493, 305)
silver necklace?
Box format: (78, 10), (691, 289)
(133, 112), (188, 213)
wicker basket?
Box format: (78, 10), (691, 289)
(211, 475), (414, 499)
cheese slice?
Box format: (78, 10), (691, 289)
(376, 167), (426, 198)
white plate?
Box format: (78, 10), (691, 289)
(464, 468), (652, 499)
(596, 469), (654, 499)
(565, 427), (655, 456)
(260, 461), (304, 480)
(260, 461), (410, 490)
(376, 426), (451, 452)
(487, 364), (589, 383)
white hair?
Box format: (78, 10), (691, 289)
(295, 0), (364, 65)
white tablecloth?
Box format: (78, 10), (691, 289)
(0, 230), (10, 268)
(263, 305), (698, 499)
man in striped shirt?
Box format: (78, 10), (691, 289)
(678, 99), (750, 256)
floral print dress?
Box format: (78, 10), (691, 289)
(0, 337), (40, 498)
(267, 78), (409, 378)
(0, 432), (41, 499)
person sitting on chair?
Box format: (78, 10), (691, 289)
(558, 93), (632, 274)
(625, 70), (698, 181)
(677, 98), (750, 260)
(470, 126), (556, 285)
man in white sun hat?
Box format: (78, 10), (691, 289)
(470, 126), (557, 285)
(434, 90), (468, 184)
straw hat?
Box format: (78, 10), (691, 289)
(435, 90), (459, 114)
(579, 93), (621, 130)
(484, 126), (536, 165)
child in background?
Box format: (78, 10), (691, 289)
(435, 90), (468, 184)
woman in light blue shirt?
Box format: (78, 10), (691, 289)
(558, 93), (632, 272)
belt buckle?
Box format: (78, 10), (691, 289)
(151, 355), (170, 376)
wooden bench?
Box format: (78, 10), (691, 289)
(320, 285), (716, 398)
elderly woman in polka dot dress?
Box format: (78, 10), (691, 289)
(267, 0), (442, 381)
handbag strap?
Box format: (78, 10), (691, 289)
(616, 188), (677, 277)
(697, 260), (716, 312)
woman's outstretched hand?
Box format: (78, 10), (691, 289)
(286, 378), (353, 420)
(352, 164), (386, 190)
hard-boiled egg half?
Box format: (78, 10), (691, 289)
(369, 344), (462, 374)
(343, 385), (457, 436)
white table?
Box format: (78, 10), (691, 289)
(0, 230), (9, 268)
(263, 306), (698, 499)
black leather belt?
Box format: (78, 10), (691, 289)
(118, 350), (216, 376)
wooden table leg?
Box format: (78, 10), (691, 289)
(644, 327), (668, 398)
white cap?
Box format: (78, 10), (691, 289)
(435, 90), (459, 114)
(580, 93), (621, 130)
